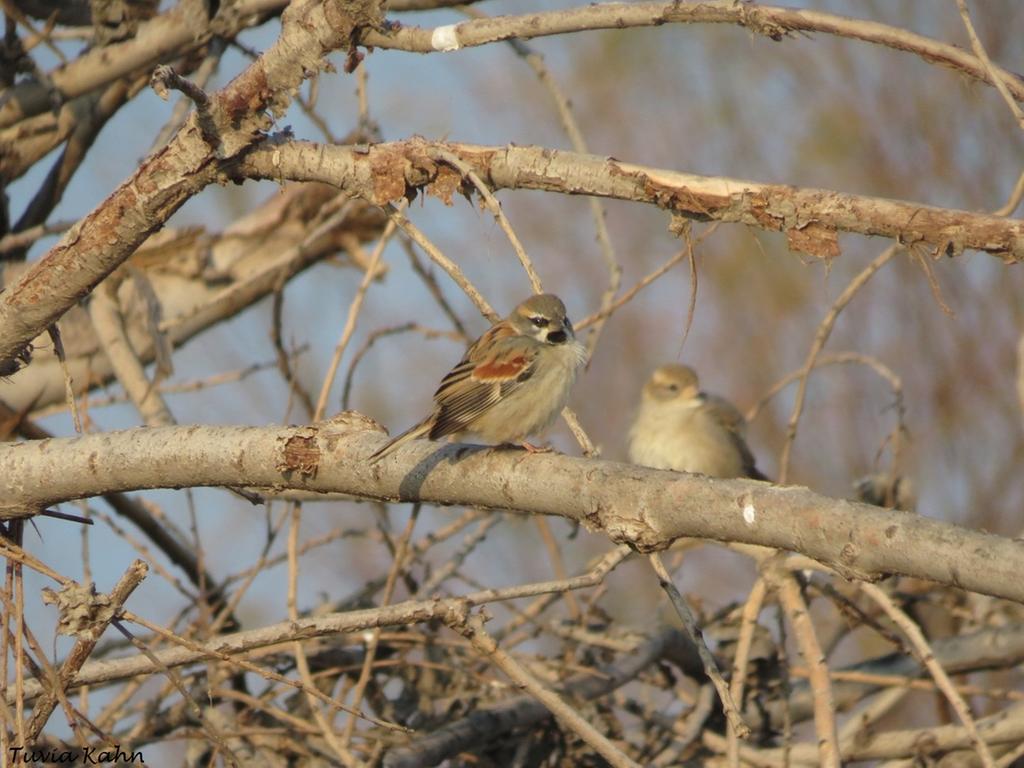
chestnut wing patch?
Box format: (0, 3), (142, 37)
(429, 340), (539, 439)
(474, 354), (530, 380)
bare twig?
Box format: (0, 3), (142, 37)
(995, 169), (1024, 217)
(575, 246), (689, 329)
(385, 203), (498, 322)
(430, 148), (545, 294)
(340, 323), (462, 411)
(89, 281), (176, 427)
(416, 513), (499, 596)
(150, 39), (226, 152)
(648, 553), (749, 739)
(954, 0), (1024, 131)
(109, 619), (241, 767)
(462, 5), (622, 355)
(727, 576), (769, 767)
(150, 64), (219, 149)
(1017, 333), (1024, 433)
(777, 246), (899, 482)
(444, 610), (641, 768)
(384, 626), (680, 768)
(26, 560), (148, 740)
(859, 582), (996, 767)
(339, 504), (419, 747)
(313, 204), (403, 421)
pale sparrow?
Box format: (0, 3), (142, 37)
(369, 293), (588, 462)
(628, 364), (768, 480)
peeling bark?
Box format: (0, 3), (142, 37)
(2, 419), (1023, 603)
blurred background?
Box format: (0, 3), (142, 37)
(4, 0), (1024, 759)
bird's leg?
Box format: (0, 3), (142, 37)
(520, 441), (553, 454)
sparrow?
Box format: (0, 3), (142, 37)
(853, 472), (916, 511)
(628, 364), (768, 480)
(369, 293), (588, 462)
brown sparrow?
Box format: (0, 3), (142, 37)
(369, 294), (587, 462)
(628, 364), (767, 480)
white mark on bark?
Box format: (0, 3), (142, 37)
(430, 24), (462, 51)
(743, 503), (756, 525)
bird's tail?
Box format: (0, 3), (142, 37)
(747, 465), (771, 482)
(368, 418), (433, 463)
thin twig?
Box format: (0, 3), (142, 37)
(26, 560), (148, 740)
(13, 554), (639, 704)
(575, 246), (689, 329)
(430, 148), (545, 294)
(464, 5), (623, 355)
(286, 503), (359, 767)
(994, 169), (1024, 217)
(341, 323), (462, 411)
(954, 0), (1024, 131)
(339, 504), (419, 747)
(445, 610), (641, 768)
(271, 278), (316, 418)
(648, 553), (750, 739)
(561, 406), (597, 456)
(400, 236), (470, 337)
(777, 245), (899, 482)
(150, 64), (219, 149)
(0, 219), (76, 254)
(313, 204), (403, 421)
(122, 609), (405, 733)
(772, 570), (840, 767)
(89, 282), (176, 427)
(727, 576), (768, 767)
(416, 513), (499, 596)
(385, 204), (498, 322)
(149, 38), (226, 151)
(859, 581), (996, 767)
(109, 619), (241, 767)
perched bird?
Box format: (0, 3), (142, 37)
(369, 294), (588, 462)
(628, 364), (767, 480)
(853, 472), (916, 511)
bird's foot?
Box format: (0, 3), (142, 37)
(520, 441), (553, 454)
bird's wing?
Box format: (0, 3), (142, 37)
(428, 336), (541, 439)
(701, 393), (768, 480)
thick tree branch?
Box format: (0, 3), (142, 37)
(7, 1), (1024, 134)
(0, 185), (385, 414)
(0, 0), (382, 371)
(6, 127), (1021, 378)
(234, 138), (1024, 263)
(1, 420), (1023, 602)
(360, 2), (1024, 104)
(0, 0), (271, 129)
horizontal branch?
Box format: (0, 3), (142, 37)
(12, 593), (474, 703)
(234, 138), (1024, 262)
(0, 0), (488, 131)
(2, 421), (1024, 602)
(360, 1), (1024, 104)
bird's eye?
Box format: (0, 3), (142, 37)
(667, 383), (680, 392)
(530, 316), (549, 328)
